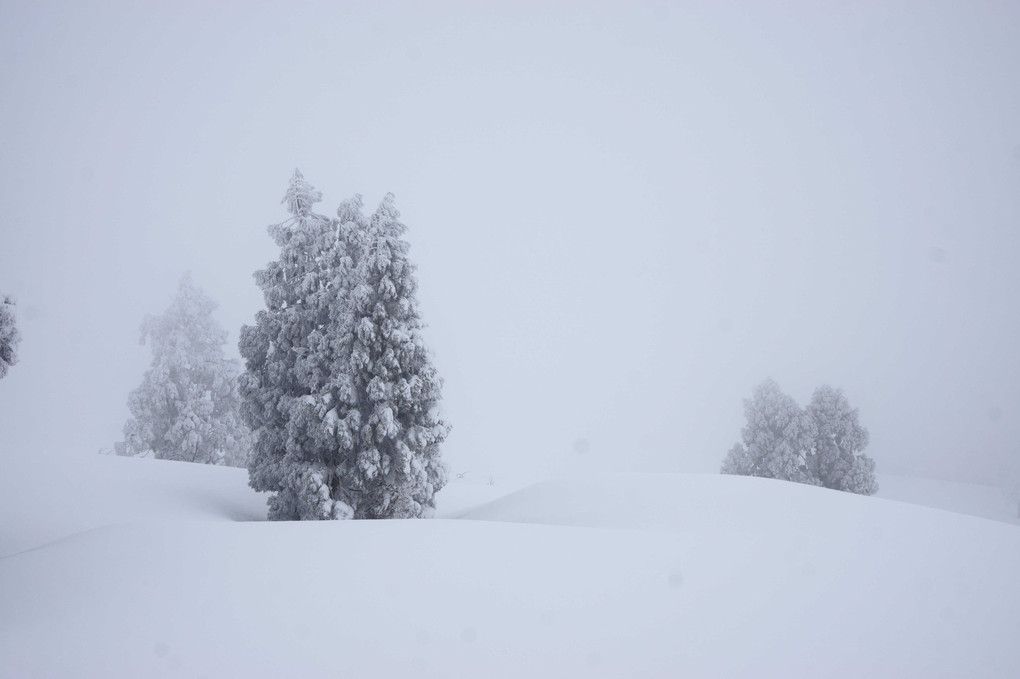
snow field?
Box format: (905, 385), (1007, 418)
(1, 458), (1019, 678)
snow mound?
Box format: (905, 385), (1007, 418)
(876, 473), (1016, 523)
(0, 455), (266, 557)
(458, 471), (973, 532)
(2, 463), (1020, 677)
(0, 455), (516, 557)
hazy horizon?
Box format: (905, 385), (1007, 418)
(2, 1), (1018, 486)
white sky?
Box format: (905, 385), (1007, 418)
(1, 0), (1018, 484)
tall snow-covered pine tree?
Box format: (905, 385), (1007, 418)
(240, 172), (448, 520)
(339, 194), (449, 518)
(240, 170), (354, 520)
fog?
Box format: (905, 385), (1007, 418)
(1, 1), (1018, 485)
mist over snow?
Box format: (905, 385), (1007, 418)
(1, 5), (1019, 490)
(2, 4), (1020, 676)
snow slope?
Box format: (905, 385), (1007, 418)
(0, 455), (506, 558)
(0, 455), (265, 558)
(876, 473), (1016, 524)
(2, 459), (1019, 678)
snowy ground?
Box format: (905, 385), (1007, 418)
(2, 457), (1019, 678)
(876, 473), (1018, 524)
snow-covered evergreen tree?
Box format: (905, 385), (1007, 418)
(805, 385), (877, 495)
(720, 442), (752, 476)
(240, 170), (358, 520)
(721, 379), (816, 483)
(841, 454), (879, 496)
(722, 381), (878, 495)
(339, 193), (449, 518)
(116, 274), (251, 467)
(240, 172), (448, 520)
(0, 295), (19, 381)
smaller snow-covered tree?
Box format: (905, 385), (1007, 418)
(0, 294), (20, 380)
(841, 454), (878, 496)
(721, 379), (816, 484)
(806, 385), (877, 495)
(116, 274), (251, 466)
(720, 442), (753, 476)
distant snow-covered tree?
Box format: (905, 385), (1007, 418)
(722, 380), (878, 495)
(0, 294), (20, 380)
(806, 385), (877, 495)
(240, 171), (448, 520)
(720, 442), (753, 476)
(841, 454), (879, 496)
(116, 274), (251, 467)
(721, 379), (816, 484)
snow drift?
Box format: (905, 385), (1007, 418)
(1, 458), (1019, 678)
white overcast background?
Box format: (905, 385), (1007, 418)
(1, 0), (1018, 485)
